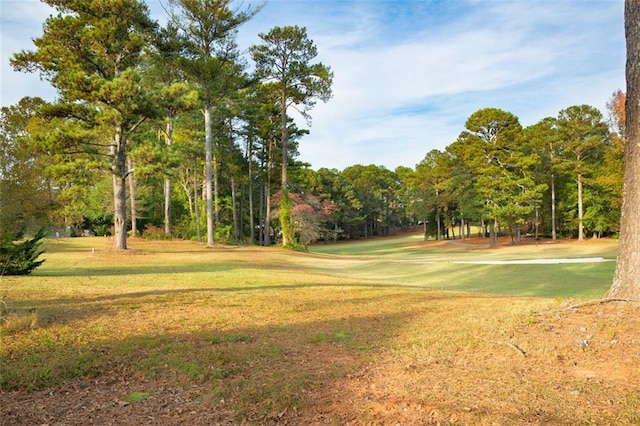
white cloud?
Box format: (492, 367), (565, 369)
(292, 0), (624, 169)
(0, 0), (625, 171)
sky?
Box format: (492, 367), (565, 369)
(0, 0), (625, 171)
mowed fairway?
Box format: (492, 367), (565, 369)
(2, 235), (639, 425)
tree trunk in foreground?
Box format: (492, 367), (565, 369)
(609, 0), (640, 299)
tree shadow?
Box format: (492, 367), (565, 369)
(0, 290), (440, 423)
(3, 282), (478, 332)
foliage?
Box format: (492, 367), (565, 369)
(278, 189), (298, 249)
(251, 25), (333, 247)
(142, 224), (170, 240)
(0, 228), (46, 276)
(214, 224), (232, 244)
(11, 0), (160, 251)
(2, 0), (625, 252)
(0, 97), (53, 236)
(169, 0), (260, 247)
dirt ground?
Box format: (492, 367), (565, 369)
(2, 299), (639, 425)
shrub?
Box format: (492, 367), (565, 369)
(0, 228), (46, 275)
(215, 224), (232, 244)
(142, 224), (170, 240)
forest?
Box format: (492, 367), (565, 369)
(0, 0), (625, 250)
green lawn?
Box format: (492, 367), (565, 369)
(308, 234), (617, 298)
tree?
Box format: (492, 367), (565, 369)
(454, 108), (545, 246)
(525, 117), (562, 239)
(11, 0), (158, 250)
(609, 0), (640, 298)
(0, 228), (46, 276)
(556, 105), (609, 240)
(341, 165), (398, 238)
(415, 149), (454, 240)
(0, 97), (51, 237)
(606, 89), (626, 140)
(584, 93), (625, 237)
(151, 24), (199, 238)
(250, 25), (333, 248)
(169, 0), (259, 247)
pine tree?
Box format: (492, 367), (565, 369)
(0, 228), (46, 276)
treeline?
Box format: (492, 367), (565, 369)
(0, 0), (624, 249)
(299, 96), (624, 246)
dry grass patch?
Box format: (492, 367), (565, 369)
(1, 237), (637, 425)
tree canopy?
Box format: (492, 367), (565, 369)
(4, 0), (624, 256)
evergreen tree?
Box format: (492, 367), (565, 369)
(0, 228), (46, 276)
(168, 0), (259, 247)
(250, 25), (333, 248)
(11, 0), (159, 250)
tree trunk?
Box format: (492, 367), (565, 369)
(423, 217), (428, 241)
(162, 178), (171, 236)
(180, 170), (193, 220)
(489, 219), (497, 248)
(279, 89), (294, 247)
(164, 119), (173, 237)
(128, 157), (137, 238)
(112, 125), (127, 250)
(264, 183), (271, 246)
(264, 137), (273, 246)
(193, 161), (201, 242)
(436, 208), (441, 241)
(551, 172), (557, 240)
(259, 183), (265, 246)
(231, 176), (238, 241)
(609, 0), (640, 298)
(248, 144), (255, 244)
(577, 172), (585, 240)
(204, 104), (215, 247)
(214, 152), (220, 223)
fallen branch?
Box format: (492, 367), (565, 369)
(561, 298), (640, 311)
(502, 341), (526, 357)
(490, 339), (527, 357)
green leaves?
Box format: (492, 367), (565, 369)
(0, 228), (46, 276)
(250, 25), (333, 116)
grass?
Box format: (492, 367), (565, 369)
(309, 234), (617, 298)
(1, 234), (634, 425)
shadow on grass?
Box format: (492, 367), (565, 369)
(0, 291), (434, 423)
(34, 263), (243, 277)
(3, 283), (489, 332)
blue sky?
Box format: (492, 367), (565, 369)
(1, 0), (625, 170)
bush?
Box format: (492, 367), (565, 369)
(215, 224), (232, 244)
(142, 224), (170, 240)
(0, 228), (46, 275)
